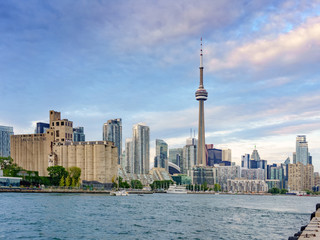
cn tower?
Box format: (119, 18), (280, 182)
(195, 38), (208, 166)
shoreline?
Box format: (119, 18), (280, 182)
(1, 188), (319, 196)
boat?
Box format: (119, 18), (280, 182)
(110, 190), (129, 196)
(166, 184), (187, 194)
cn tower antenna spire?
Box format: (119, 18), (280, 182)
(200, 37), (203, 68)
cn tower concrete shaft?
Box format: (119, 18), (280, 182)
(195, 40), (208, 166)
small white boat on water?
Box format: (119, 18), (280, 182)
(110, 190), (129, 196)
(166, 184), (187, 194)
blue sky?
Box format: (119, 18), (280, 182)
(1, 0), (320, 170)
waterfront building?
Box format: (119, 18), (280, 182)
(169, 148), (183, 168)
(266, 179), (281, 189)
(195, 39), (208, 166)
(103, 118), (122, 164)
(227, 179), (268, 193)
(288, 162), (314, 191)
(269, 165), (285, 189)
(190, 166), (217, 185)
(51, 140), (118, 184)
(35, 122), (49, 134)
(172, 174), (192, 185)
(118, 167), (172, 186)
(11, 110), (118, 184)
(241, 154), (250, 168)
(132, 123), (150, 174)
(295, 135), (309, 165)
(216, 165), (241, 191)
(125, 138), (133, 173)
(154, 139), (168, 169)
(241, 168), (265, 180)
(0, 125), (14, 157)
(73, 127), (85, 142)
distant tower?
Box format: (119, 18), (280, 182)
(103, 118), (122, 164)
(132, 123), (150, 174)
(155, 139), (168, 169)
(195, 38), (208, 166)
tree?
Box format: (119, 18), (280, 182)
(68, 166), (81, 186)
(214, 184), (221, 192)
(131, 180), (143, 189)
(280, 189), (288, 194)
(71, 177), (76, 188)
(47, 166), (68, 186)
(65, 175), (71, 187)
(59, 176), (65, 187)
(268, 187), (280, 194)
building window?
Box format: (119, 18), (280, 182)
(56, 130), (59, 137)
(61, 138), (64, 141)
(52, 122), (54, 126)
(56, 122), (59, 126)
(61, 122), (64, 126)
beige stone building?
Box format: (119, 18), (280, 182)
(288, 162), (314, 191)
(10, 110), (118, 184)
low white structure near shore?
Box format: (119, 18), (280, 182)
(227, 179), (268, 193)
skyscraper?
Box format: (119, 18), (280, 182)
(195, 38), (208, 166)
(0, 126), (14, 157)
(103, 118), (122, 164)
(169, 148), (183, 167)
(154, 139), (168, 169)
(241, 154), (250, 168)
(35, 122), (50, 134)
(73, 126), (85, 142)
(295, 135), (309, 165)
(132, 123), (150, 174)
(125, 138), (133, 173)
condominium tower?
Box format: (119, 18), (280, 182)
(103, 118), (122, 164)
(154, 139), (168, 169)
(132, 123), (150, 174)
(0, 125), (14, 157)
(195, 38), (208, 166)
(295, 135), (309, 165)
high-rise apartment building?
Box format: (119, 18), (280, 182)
(132, 123), (150, 174)
(125, 138), (133, 173)
(154, 139), (168, 169)
(73, 127), (85, 142)
(0, 126), (14, 157)
(182, 145), (196, 174)
(195, 39), (208, 166)
(241, 154), (250, 168)
(288, 162), (314, 191)
(295, 135), (309, 165)
(103, 119), (122, 164)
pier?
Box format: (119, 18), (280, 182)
(289, 203), (320, 239)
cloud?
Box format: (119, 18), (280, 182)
(207, 16), (320, 75)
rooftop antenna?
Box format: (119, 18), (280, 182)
(190, 128), (192, 138)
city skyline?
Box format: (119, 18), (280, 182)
(1, 1), (320, 171)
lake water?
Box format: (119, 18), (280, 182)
(0, 193), (318, 239)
